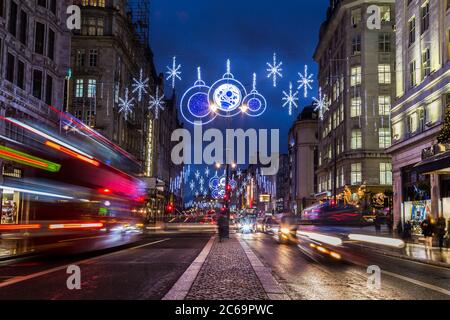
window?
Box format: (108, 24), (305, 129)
(0, 0), (4, 18)
(422, 48), (431, 78)
(33, 69), (43, 99)
(87, 79), (96, 98)
(87, 17), (96, 36)
(378, 64), (391, 84)
(351, 130), (362, 149)
(410, 60), (417, 87)
(351, 66), (361, 87)
(6, 53), (15, 83)
(408, 113), (418, 134)
(351, 97), (362, 117)
(380, 6), (391, 22)
(351, 8), (361, 26)
(49, 0), (57, 14)
(17, 60), (25, 89)
(352, 35), (361, 55)
(339, 166), (345, 187)
(19, 10), (27, 45)
(421, 2), (430, 34)
(76, 49), (85, 67)
(47, 28), (55, 60)
(34, 22), (45, 55)
(75, 79), (84, 98)
(8, 1), (17, 37)
(380, 163), (392, 185)
(378, 96), (391, 115)
(378, 33), (390, 53)
(351, 163), (362, 185)
(409, 18), (416, 46)
(379, 128), (391, 149)
(97, 18), (104, 36)
(89, 49), (98, 67)
(37, 0), (46, 8)
(45, 75), (53, 105)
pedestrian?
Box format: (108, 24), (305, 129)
(386, 213), (393, 233)
(374, 211), (382, 234)
(403, 220), (412, 239)
(420, 214), (434, 250)
(217, 213), (227, 242)
(435, 216), (446, 250)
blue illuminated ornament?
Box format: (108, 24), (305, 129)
(282, 82), (299, 116)
(118, 88), (135, 121)
(209, 171), (220, 190)
(313, 87), (329, 121)
(149, 86), (165, 120)
(180, 67), (216, 126)
(242, 73), (267, 117)
(266, 53), (283, 87)
(132, 68), (149, 102)
(166, 56), (182, 89)
(297, 65), (314, 98)
(208, 59), (247, 118)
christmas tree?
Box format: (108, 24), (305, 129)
(438, 106), (450, 143)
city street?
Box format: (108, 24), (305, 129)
(0, 228), (448, 300)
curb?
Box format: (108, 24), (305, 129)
(237, 237), (290, 300)
(162, 236), (215, 300)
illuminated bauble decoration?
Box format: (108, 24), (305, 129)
(242, 73), (267, 117)
(212, 83), (242, 112)
(208, 59), (247, 118)
(180, 67), (217, 126)
(209, 171), (220, 190)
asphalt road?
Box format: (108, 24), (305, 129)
(0, 233), (211, 300)
(240, 232), (450, 300)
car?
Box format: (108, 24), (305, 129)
(277, 215), (301, 244)
(261, 216), (278, 233)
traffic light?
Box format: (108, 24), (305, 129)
(166, 204), (174, 213)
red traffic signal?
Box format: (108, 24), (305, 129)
(166, 204), (174, 213)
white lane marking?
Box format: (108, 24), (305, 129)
(0, 238), (170, 289)
(58, 235), (109, 243)
(349, 259), (450, 297)
(162, 236), (215, 300)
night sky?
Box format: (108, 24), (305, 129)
(151, 0), (329, 153)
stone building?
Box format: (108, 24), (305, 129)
(388, 0), (450, 230)
(313, 0), (395, 204)
(0, 0), (71, 224)
(69, 0), (157, 169)
(288, 106), (318, 214)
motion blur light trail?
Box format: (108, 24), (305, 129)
(297, 231), (343, 246)
(348, 234), (405, 248)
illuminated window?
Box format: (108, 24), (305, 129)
(380, 6), (391, 22)
(380, 163), (392, 185)
(87, 79), (96, 98)
(378, 64), (391, 84)
(351, 163), (362, 185)
(410, 60), (417, 87)
(408, 113), (418, 134)
(379, 128), (391, 149)
(351, 97), (362, 117)
(351, 130), (362, 149)
(422, 48), (431, 78)
(351, 66), (361, 87)
(75, 79), (84, 97)
(378, 96), (391, 115)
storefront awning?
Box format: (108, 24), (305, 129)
(414, 151), (450, 175)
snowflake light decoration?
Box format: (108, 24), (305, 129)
(297, 65), (314, 98)
(166, 56), (182, 89)
(149, 86), (165, 120)
(282, 82), (299, 116)
(132, 68), (149, 102)
(236, 169), (242, 179)
(118, 88), (135, 120)
(189, 180), (195, 191)
(195, 170), (201, 180)
(204, 167), (210, 178)
(313, 87), (330, 121)
(266, 53), (283, 87)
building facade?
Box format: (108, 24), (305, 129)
(276, 153), (290, 213)
(388, 0), (450, 230)
(288, 106), (318, 213)
(314, 0), (395, 206)
(0, 0), (71, 224)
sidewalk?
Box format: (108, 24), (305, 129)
(303, 225), (450, 267)
(165, 235), (289, 300)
